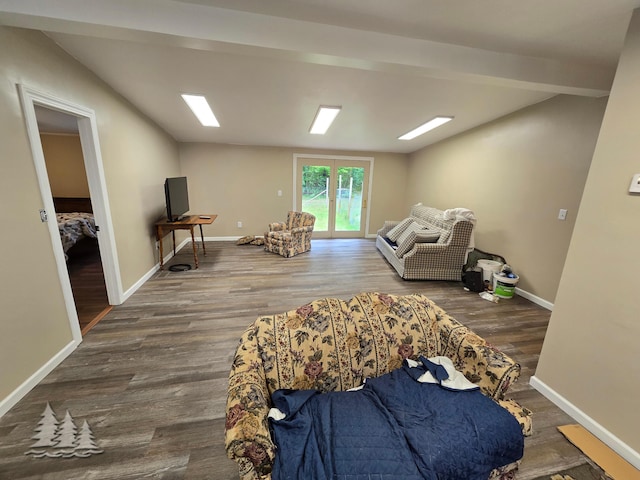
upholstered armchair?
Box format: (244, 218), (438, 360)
(263, 211), (315, 258)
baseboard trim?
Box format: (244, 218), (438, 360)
(0, 339), (78, 418)
(122, 262), (158, 302)
(530, 375), (640, 469)
(515, 287), (554, 311)
(122, 238), (190, 302)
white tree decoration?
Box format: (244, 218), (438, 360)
(74, 420), (104, 457)
(25, 403), (59, 457)
(25, 404), (104, 458)
(51, 410), (78, 457)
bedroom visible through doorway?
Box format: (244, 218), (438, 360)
(19, 84), (124, 342)
(36, 110), (111, 335)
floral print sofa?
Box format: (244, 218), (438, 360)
(225, 292), (532, 480)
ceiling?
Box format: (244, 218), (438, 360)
(2, 0), (640, 153)
(34, 105), (79, 134)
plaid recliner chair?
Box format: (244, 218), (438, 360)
(263, 211), (315, 257)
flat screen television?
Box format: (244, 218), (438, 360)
(164, 176), (190, 222)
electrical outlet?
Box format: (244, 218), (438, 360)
(237, 221), (243, 228)
(277, 190), (283, 197)
(558, 209), (567, 221)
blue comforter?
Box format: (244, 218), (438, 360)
(269, 358), (523, 480)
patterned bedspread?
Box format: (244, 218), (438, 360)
(57, 212), (97, 259)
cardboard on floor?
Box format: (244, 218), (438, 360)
(557, 424), (640, 480)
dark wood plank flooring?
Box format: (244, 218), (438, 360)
(0, 239), (596, 479)
(66, 238), (110, 335)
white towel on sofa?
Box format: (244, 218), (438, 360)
(444, 208), (476, 260)
(406, 356), (479, 391)
(443, 208), (476, 223)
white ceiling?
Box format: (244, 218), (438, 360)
(34, 105), (79, 134)
(2, 0), (640, 153)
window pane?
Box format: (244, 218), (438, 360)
(301, 165), (329, 231)
(334, 166), (363, 232)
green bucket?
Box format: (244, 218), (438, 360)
(493, 273), (519, 299)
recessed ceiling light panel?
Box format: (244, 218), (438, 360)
(310, 106), (341, 135)
(181, 94), (220, 127)
(398, 116), (453, 140)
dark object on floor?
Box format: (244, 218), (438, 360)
(169, 264), (192, 272)
(462, 267), (484, 292)
(531, 462), (609, 480)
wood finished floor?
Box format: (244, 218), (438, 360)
(66, 239), (110, 335)
(0, 239), (594, 479)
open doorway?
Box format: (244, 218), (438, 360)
(19, 85), (123, 342)
(36, 108), (110, 334)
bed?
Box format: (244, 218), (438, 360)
(53, 197), (98, 260)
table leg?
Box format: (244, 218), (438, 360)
(158, 227), (164, 270)
(172, 231), (176, 255)
(190, 226), (198, 268)
(199, 224), (206, 256)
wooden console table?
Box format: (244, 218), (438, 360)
(155, 215), (217, 270)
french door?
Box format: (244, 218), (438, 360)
(295, 155), (372, 238)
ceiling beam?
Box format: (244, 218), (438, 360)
(0, 0), (613, 96)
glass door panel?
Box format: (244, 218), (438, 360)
(301, 164), (331, 233)
(297, 157), (370, 238)
(334, 166), (364, 233)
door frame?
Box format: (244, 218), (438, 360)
(293, 153), (374, 238)
(18, 85), (124, 343)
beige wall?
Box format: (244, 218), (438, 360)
(178, 144), (408, 237)
(101, 101), (180, 287)
(406, 95), (607, 303)
(0, 27), (179, 403)
(535, 10), (640, 457)
(40, 133), (90, 198)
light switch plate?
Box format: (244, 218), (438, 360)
(629, 174), (640, 193)
(558, 209), (567, 221)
